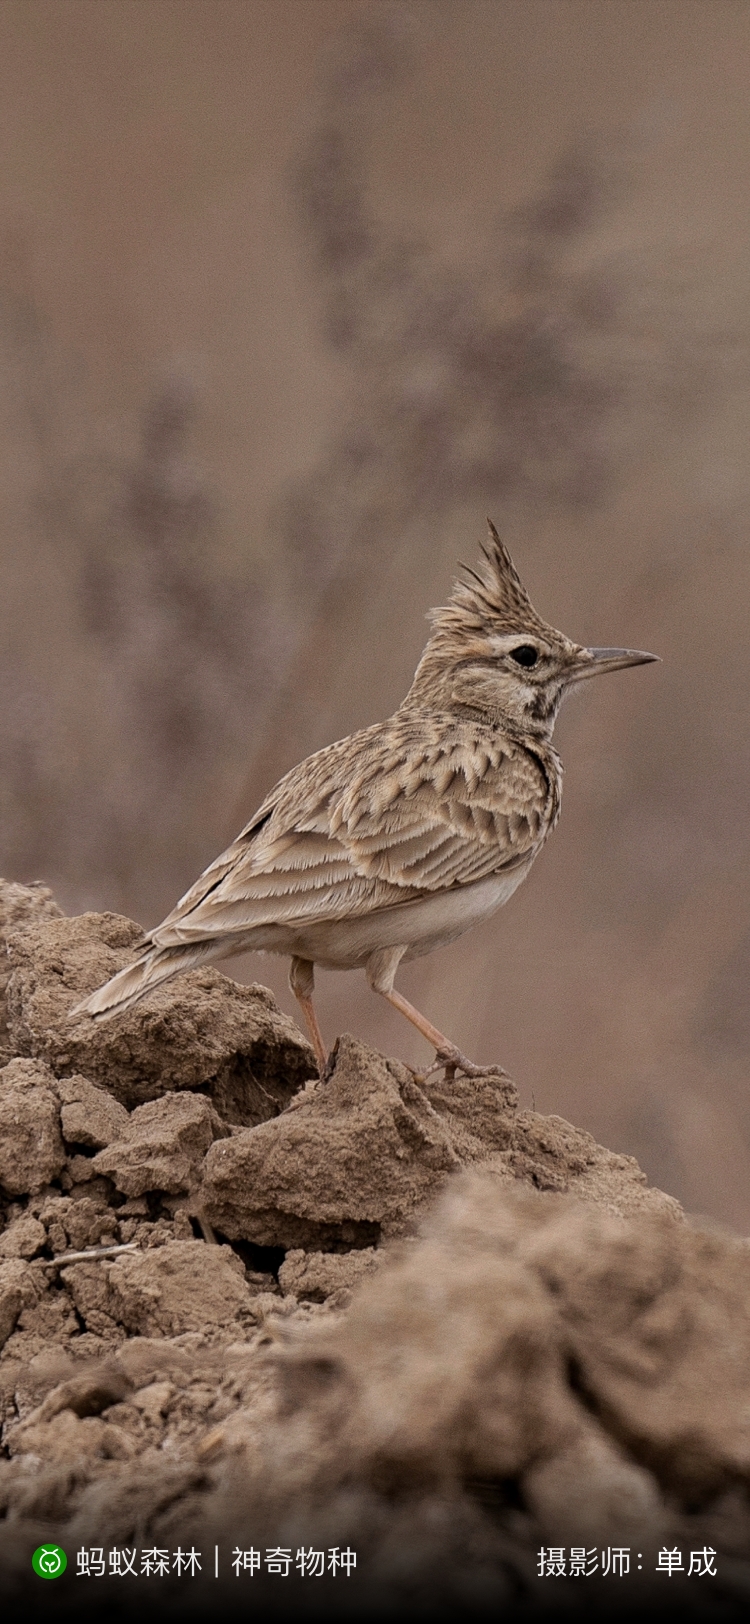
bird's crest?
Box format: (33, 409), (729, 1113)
(428, 520), (552, 642)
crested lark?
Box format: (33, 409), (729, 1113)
(75, 524), (657, 1077)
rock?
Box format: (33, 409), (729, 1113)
(261, 1174), (750, 1549)
(0, 1058), (65, 1194)
(523, 1427), (662, 1544)
(12, 1286), (79, 1347)
(273, 1180), (590, 1495)
(487, 1108), (684, 1221)
(58, 1073), (129, 1149)
(39, 1194), (119, 1255)
(66, 1155), (102, 1186)
(0, 1259), (33, 1349)
(278, 1247), (381, 1303)
(26, 1361), (133, 1424)
(11, 1346), (79, 1419)
(63, 1240), (253, 1338)
(199, 1036), (469, 1247)
(5, 909), (317, 1115)
(0, 879), (62, 1063)
(114, 1338), (193, 1387)
(108, 1241), (252, 1337)
(57, 1260), (132, 1342)
(132, 1380), (174, 1423)
(198, 1033), (675, 1248)
(410, 1067), (521, 1157)
(0, 1215), (46, 1260)
(420, 1076), (683, 1221)
(523, 1203), (750, 1503)
(8, 1409), (135, 1463)
(92, 1093), (228, 1197)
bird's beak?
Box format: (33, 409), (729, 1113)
(574, 646), (661, 679)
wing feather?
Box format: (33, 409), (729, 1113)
(149, 715), (556, 949)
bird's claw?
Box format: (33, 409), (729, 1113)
(423, 1045), (508, 1083)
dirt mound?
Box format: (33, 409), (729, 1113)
(0, 881), (62, 1065)
(191, 1177), (750, 1617)
(0, 879), (747, 1618)
(4, 902), (317, 1114)
(199, 1032), (680, 1250)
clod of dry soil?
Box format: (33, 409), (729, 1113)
(0, 878), (748, 1620)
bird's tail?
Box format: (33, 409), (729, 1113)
(70, 939), (220, 1021)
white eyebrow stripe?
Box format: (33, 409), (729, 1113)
(488, 633), (548, 656)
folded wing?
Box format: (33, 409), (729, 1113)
(149, 718), (551, 950)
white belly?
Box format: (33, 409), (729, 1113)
(242, 863), (533, 970)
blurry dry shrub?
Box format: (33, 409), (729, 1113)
(0, 8), (745, 948)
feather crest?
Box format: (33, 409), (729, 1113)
(428, 519), (552, 641)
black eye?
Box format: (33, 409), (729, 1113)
(510, 644), (539, 668)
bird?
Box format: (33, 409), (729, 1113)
(73, 523), (658, 1079)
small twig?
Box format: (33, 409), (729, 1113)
(36, 1242), (139, 1269)
(194, 1209), (218, 1245)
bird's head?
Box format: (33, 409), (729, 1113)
(404, 521), (658, 737)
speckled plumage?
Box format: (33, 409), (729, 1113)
(75, 523), (656, 1077)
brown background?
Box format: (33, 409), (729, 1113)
(2, 0), (749, 1225)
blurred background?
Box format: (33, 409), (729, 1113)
(1, 0), (749, 1225)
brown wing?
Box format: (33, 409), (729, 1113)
(149, 717), (553, 948)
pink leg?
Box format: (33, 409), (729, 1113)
(289, 956), (327, 1073)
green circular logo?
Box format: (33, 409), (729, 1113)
(32, 1545), (67, 1579)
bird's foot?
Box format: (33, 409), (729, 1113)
(424, 1044), (508, 1083)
